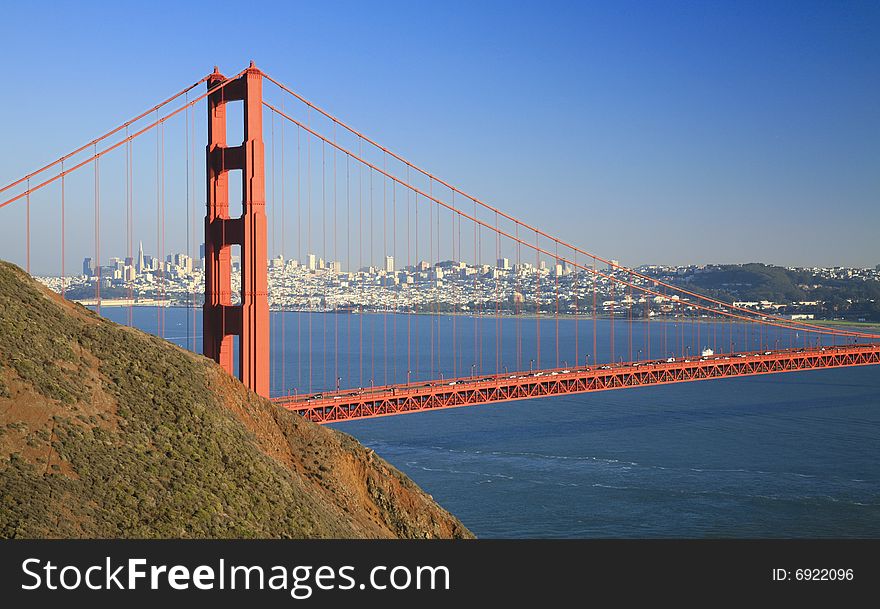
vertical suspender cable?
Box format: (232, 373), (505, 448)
(347, 154), (352, 389)
(574, 249), (578, 371)
(592, 257), (597, 367)
(61, 164), (65, 298)
(414, 186), (419, 380)
(610, 273), (615, 364)
(357, 137), (362, 388)
(191, 93), (198, 353)
(332, 125), (337, 391)
(626, 273), (633, 362)
(680, 301), (685, 358)
(434, 185), (440, 377)
(479, 218), (484, 374)
(297, 126), (302, 392)
(429, 178), (434, 379)
(452, 193), (458, 378)
(270, 109), (276, 391)
(392, 178), (398, 384)
(95, 145), (101, 315)
(555, 240), (560, 368)
(457, 206), (462, 376)
(665, 286), (669, 357)
(127, 125), (133, 327)
(496, 211), (501, 374)
(282, 100), (287, 394)
(308, 111), (313, 394)
(184, 101), (189, 341)
(405, 168), (411, 381)
(535, 229), (540, 369)
(515, 222), (521, 370)
(26, 181), (30, 274)
(642, 284), (648, 358)
(369, 167), (374, 388)
(160, 120), (166, 338)
(383, 156), (388, 386)
(323, 141), (328, 391)
(155, 113), (160, 333)
(271, 110), (276, 263)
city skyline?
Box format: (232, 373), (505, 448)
(33, 241), (879, 327)
(72, 243), (880, 280)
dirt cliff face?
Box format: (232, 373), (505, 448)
(0, 261), (472, 539)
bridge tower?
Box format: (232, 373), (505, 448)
(203, 62), (270, 397)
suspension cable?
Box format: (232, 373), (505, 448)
(262, 73), (878, 340)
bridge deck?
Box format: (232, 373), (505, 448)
(272, 344), (880, 424)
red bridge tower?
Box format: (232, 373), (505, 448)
(203, 62), (270, 397)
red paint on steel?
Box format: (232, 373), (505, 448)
(264, 101), (843, 341)
(262, 72), (879, 341)
(204, 64), (270, 397)
(274, 344), (880, 424)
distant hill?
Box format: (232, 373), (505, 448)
(673, 263), (809, 302)
(668, 263), (880, 320)
(0, 260), (472, 539)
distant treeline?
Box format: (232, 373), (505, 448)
(666, 263), (880, 321)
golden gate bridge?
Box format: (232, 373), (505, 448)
(2, 63), (878, 423)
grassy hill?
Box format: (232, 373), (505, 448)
(667, 263), (880, 320)
(0, 260), (472, 539)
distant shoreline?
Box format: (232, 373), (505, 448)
(76, 299), (877, 328)
(809, 319), (880, 331)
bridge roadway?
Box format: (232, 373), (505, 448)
(272, 343), (880, 424)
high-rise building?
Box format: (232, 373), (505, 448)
(307, 253), (317, 270)
(172, 253), (192, 273)
(82, 257), (94, 277)
(385, 255), (394, 273)
(137, 241), (145, 273)
(608, 259), (620, 272)
(497, 257), (510, 270)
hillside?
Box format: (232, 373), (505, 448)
(0, 260), (472, 539)
(665, 263), (880, 321)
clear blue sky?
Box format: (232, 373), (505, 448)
(1, 0), (878, 270)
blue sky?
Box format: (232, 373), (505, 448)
(1, 0), (878, 270)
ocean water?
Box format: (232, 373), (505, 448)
(99, 306), (880, 538)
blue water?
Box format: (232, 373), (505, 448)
(99, 306), (880, 537)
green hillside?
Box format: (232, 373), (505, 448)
(0, 260), (472, 539)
